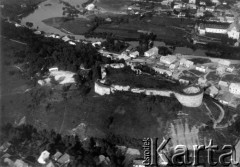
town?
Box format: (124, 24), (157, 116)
(1, 0), (240, 167)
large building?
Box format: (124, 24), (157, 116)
(227, 22), (240, 40)
(198, 22), (240, 40)
(160, 55), (177, 65)
(179, 58), (194, 68)
(229, 83), (240, 95)
(189, 0), (196, 4)
(198, 23), (229, 35)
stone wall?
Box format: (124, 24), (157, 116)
(94, 80), (203, 107)
(94, 81), (111, 96)
(96, 63), (203, 107)
(174, 92), (203, 107)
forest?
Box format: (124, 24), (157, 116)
(0, 123), (139, 167)
(1, 19), (114, 89)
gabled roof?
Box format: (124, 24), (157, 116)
(199, 22), (230, 30)
(228, 22), (240, 32)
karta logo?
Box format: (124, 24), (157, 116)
(142, 138), (239, 166)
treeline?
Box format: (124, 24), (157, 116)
(0, 123), (134, 167)
(1, 20), (113, 90)
(102, 37), (128, 53)
(205, 43), (240, 60)
(1, 0), (44, 21)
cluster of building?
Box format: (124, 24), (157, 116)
(0, 142), (71, 167)
(38, 67), (76, 86)
(109, 44), (240, 108)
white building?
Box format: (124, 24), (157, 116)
(207, 85), (219, 97)
(196, 10), (204, 17)
(34, 30), (42, 35)
(160, 55), (177, 65)
(179, 58), (194, 68)
(195, 66), (207, 73)
(227, 22), (240, 40)
(225, 14), (235, 23)
(199, 1), (206, 5)
(144, 47), (159, 57)
(179, 79), (189, 85)
(198, 23), (229, 35)
(130, 51), (139, 58)
(198, 77), (207, 85)
(38, 151), (50, 164)
(92, 41), (101, 47)
(153, 67), (173, 76)
(69, 41), (76, 45)
(49, 70), (76, 85)
(49, 67), (59, 72)
(218, 80), (229, 88)
(133, 159), (145, 167)
(187, 3), (197, 9)
(211, 0), (220, 5)
(229, 83), (240, 95)
(205, 6), (215, 12)
(62, 36), (71, 42)
(198, 22), (240, 40)
(226, 66), (234, 73)
(216, 66), (226, 75)
(173, 3), (183, 10)
(95, 81), (111, 95)
(85, 4), (95, 10)
(189, 0), (196, 4)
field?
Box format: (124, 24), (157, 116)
(43, 17), (93, 35)
(190, 58), (212, 64)
(206, 71), (221, 83)
(222, 74), (240, 82)
(107, 67), (180, 90)
(0, 37), (32, 127)
(94, 16), (193, 42)
(1, 37), (240, 150)
(96, 0), (132, 12)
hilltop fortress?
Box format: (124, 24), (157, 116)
(95, 64), (203, 108)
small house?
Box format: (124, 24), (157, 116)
(144, 47), (159, 57)
(229, 83), (240, 95)
(196, 65), (207, 73)
(160, 55), (177, 65)
(130, 51), (139, 58)
(57, 153), (70, 164)
(218, 80), (229, 88)
(38, 150), (50, 164)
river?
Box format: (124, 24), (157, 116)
(21, 0), (207, 56)
(21, 0), (102, 41)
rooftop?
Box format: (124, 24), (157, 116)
(199, 22), (230, 30)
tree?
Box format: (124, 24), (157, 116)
(26, 22), (33, 28)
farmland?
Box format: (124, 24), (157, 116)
(43, 17), (94, 35)
(107, 67), (181, 90)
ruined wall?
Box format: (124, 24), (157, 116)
(94, 81), (111, 96)
(174, 91), (203, 108)
(96, 64), (203, 107)
(145, 89), (173, 97)
(95, 81), (203, 107)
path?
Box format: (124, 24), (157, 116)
(203, 102), (225, 129)
(59, 102), (67, 133)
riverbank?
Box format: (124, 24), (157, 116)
(43, 17), (94, 35)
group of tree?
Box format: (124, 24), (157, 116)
(102, 37), (128, 53)
(0, 123), (128, 167)
(1, 20), (114, 90)
(137, 32), (157, 55)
